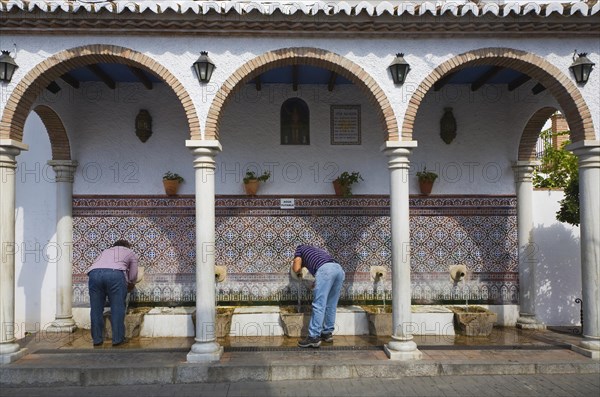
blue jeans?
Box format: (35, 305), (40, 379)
(308, 262), (345, 338)
(88, 269), (128, 344)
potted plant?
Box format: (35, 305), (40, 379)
(163, 171), (184, 196)
(243, 170), (270, 195)
(333, 171), (363, 197)
(416, 168), (438, 195)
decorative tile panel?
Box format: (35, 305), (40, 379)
(72, 195), (518, 306)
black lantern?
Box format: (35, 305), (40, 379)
(569, 52), (595, 85)
(0, 50), (18, 83)
(388, 53), (410, 85)
(193, 51), (215, 83)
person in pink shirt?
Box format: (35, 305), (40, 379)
(87, 239), (138, 346)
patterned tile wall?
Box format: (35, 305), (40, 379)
(72, 195), (518, 306)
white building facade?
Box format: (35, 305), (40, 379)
(0, 0), (598, 362)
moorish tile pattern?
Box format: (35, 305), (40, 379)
(72, 195), (518, 306)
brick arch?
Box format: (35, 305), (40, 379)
(204, 47), (398, 141)
(32, 105), (72, 160)
(402, 48), (595, 143)
(1, 44), (200, 142)
(518, 107), (558, 162)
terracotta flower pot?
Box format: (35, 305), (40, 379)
(418, 179), (434, 195)
(244, 179), (260, 195)
(332, 180), (349, 197)
(163, 180), (181, 196)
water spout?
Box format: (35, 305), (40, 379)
(290, 267), (309, 313)
(450, 264), (469, 312)
(215, 265), (227, 308)
(370, 266), (387, 312)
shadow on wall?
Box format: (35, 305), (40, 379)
(533, 222), (581, 326)
(15, 112), (56, 338)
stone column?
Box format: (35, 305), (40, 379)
(0, 139), (29, 364)
(568, 140), (600, 358)
(46, 160), (78, 333)
(513, 161), (545, 330)
(185, 140), (223, 363)
(381, 141), (422, 360)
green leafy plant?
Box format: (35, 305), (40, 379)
(533, 128), (577, 189)
(416, 168), (438, 182)
(163, 171), (184, 183)
(556, 172), (580, 226)
(243, 170), (271, 184)
(334, 171), (363, 196)
(533, 124), (579, 226)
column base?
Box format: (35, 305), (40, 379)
(516, 315), (546, 330)
(572, 339), (600, 359)
(46, 319), (77, 333)
(186, 341), (223, 363)
(0, 344), (27, 364)
(384, 339), (423, 361)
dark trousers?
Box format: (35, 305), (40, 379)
(88, 269), (127, 344)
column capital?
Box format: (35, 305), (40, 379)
(567, 140), (600, 169)
(186, 139), (222, 152)
(380, 140), (418, 156)
(380, 141), (417, 170)
(512, 160), (540, 183)
(47, 160), (79, 183)
(0, 140), (28, 168)
(186, 140), (222, 170)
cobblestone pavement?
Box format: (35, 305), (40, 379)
(2, 373), (599, 397)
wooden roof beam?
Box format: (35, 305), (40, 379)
(292, 65), (299, 92)
(433, 72), (456, 91)
(255, 74), (261, 91)
(328, 71), (337, 92)
(129, 66), (153, 90)
(87, 64), (116, 89)
(60, 72), (80, 89)
(471, 66), (503, 91)
(532, 83), (546, 95)
(507, 74), (531, 91)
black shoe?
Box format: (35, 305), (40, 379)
(298, 336), (321, 348)
(93, 341), (103, 347)
(112, 338), (128, 347)
(320, 333), (333, 343)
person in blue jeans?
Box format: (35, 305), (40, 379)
(291, 244), (345, 348)
(87, 240), (138, 347)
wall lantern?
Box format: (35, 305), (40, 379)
(0, 50), (18, 83)
(135, 109), (152, 143)
(569, 51), (595, 85)
(193, 51), (215, 83)
(388, 53), (410, 85)
(440, 107), (457, 144)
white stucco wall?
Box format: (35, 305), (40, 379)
(532, 189), (582, 326)
(32, 78), (558, 195)
(14, 113), (57, 339)
(2, 35), (598, 143)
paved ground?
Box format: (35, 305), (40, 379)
(1, 325), (598, 396)
(2, 374), (599, 397)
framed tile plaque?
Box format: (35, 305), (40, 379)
(330, 105), (361, 145)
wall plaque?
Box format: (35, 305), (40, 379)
(330, 105), (361, 145)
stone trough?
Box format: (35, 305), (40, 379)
(80, 305), (491, 339)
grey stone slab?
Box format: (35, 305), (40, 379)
(0, 368), (82, 387)
(82, 367), (175, 386)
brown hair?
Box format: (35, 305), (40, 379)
(113, 240), (131, 248)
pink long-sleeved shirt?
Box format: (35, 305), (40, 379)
(86, 246), (138, 284)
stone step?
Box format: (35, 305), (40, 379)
(1, 349), (598, 387)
